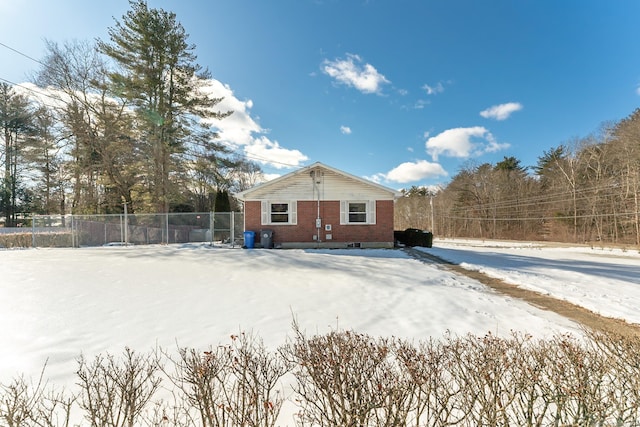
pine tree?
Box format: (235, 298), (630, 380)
(24, 106), (63, 214)
(0, 83), (33, 226)
(98, 0), (231, 213)
(214, 189), (231, 212)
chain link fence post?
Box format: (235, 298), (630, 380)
(209, 212), (214, 246)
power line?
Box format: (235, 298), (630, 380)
(0, 41), (48, 69)
(205, 133), (309, 170)
(2, 41), (307, 172)
(2, 41), (313, 175)
(240, 151), (307, 169)
(185, 140), (307, 171)
(441, 211), (640, 222)
(0, 76), (69, 109)
(415, 177), (640, 228)
(2, 76), (307, 172)
(444, 182), (631, 214)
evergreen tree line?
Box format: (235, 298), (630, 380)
(397, 110), (640, 246)
(0, 1), (262, 226)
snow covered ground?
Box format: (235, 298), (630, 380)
(1, 238), (639, 392)
(426, 238), (640, 324)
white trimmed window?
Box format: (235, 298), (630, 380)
(340, 200), (376, 225)
(261, 201), (297, 225)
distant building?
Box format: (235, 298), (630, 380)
(235, 162), (401, 248)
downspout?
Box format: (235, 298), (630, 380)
(316, 190), (320, 245)
(312, 169), (323, 247)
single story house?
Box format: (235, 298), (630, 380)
(234, 162), (401, 249)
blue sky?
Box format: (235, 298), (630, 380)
(2, 0), (640, 188)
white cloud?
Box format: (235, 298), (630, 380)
(14, 82), (88, 110)
(383, 160), (448, 183)
(479, 102), (523, 121)
(201, 79), (260, 145)
(340, 125), (352, 135)
(200, 79), (308, 169)
(482, 136), (511, 155)
(425, 126), (510, 160)
(365, 173), (384, 184)
(322, 53), (390, 94)
(636, 84), (640, 96)
(244, 136), (309, 170)
(262, 173), (282, 182)
(422, 82), (444, 95)
(414, 99), (429, 109)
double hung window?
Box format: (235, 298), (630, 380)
(340, 201), (376, 224)
(261, 201), (297, 225)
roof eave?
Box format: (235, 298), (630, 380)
(234, 162), (401, 200)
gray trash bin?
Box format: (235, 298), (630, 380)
(260, 229), (273, 249)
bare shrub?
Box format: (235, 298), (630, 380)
(139, 399), (194, 427)
(368, 338), (417, 427)
(0, 374), (41, 427)
(0, 365), (74, 427)
(586, 329), (640, 424)
(75, 347), (161, 427)
(395, 336), (467, 426)
(30, 389), (75, 427)
(283, 323), (416, 427)
(229, 333), (289, 426)
(161, 345), (230, 427)
(507, 336), (556, 426)
(5, 328), (640, 426)
(535, 333), (609, 426)
(0, 233), (32, 248)
(444, 332), (523, 426)
(163, 332), (289, 427)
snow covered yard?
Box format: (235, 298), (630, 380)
(0, 241), (588, 389)
(426, 239), (640, 324)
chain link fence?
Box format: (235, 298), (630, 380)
(27, 212), (244, 248)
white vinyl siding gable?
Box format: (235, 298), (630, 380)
(340, 200), (376, 225)
(244, 169), (396, 201)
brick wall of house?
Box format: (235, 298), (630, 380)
(244, 200), (394, 245)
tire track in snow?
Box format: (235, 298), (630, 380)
(404, 248), (640, 338)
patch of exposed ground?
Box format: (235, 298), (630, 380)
(405, 248), (640, 338)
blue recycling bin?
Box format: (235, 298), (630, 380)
(243, 231), (255, 249)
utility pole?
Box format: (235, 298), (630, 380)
(430, 193), (435, 235)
